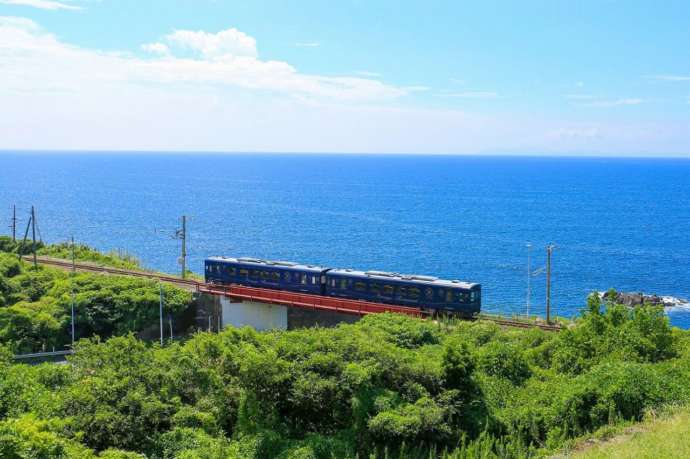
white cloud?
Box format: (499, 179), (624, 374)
(579, 98), (643, 107)
(1, 19), (405, 102)
(141, 42), (170, 56)
(354, 71), (381, 77)
(295, 42), (320, 48)
(0, 0), (80, 10)
(645, 74), (690, 81)
(164, 28), (257, 59)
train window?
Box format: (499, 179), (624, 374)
(425, 288), (433, 300)
(226, 267), (236, 276)
(284, 272), (291, 281)
(330, 279), (336, 287)
(272, 272), (280, 281)
(354, 281), (366, 292)
(339, 279), (348, 289)
(471, 291), (478, 302)
(312, 276), (317, 285)
(408, 287), (420, 300)
(446, 290), (454, 302)
(383, 284), (394, 296)
(239, 269), (249, 278)
(398, 287), (407, 298)
(249, 270), (259, 280)
(300, 274), (307, 285)
(260, 271), (269, 280)
(370, 283), (380, 295)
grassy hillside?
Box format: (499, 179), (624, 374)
(568, 407), (690, 459)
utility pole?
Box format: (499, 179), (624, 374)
(18, 211), (32, 261)
(70, 236), (76, 346)
(178, 215), (187, 279)
(159, 283), (164, 346)
(546, 244), (555, 324)
(11, 205), (17, 242)
(526, 243), (532, 317)
(30, 206), (37, 269)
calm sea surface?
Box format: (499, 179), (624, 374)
(1, 153), (689, 326)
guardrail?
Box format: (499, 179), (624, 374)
(12, 349), (73, 363)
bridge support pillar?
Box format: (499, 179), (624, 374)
(220, 297), (288, 331)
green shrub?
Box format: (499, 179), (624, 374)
(475, 341), (531, 385)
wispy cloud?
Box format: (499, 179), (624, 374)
(0, 0), (81, 10)
(141, 42), (170, 56)
(295, 42), (320, 48)
(444, 91), (498, 99)
(579, 98), (643, 108)
(1, 19), (408, 103)
(354, 71), (381, 78)
(645, 74), (690, 81)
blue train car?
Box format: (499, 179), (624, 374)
(204, 257), (327, 295)
(324, 269), (481, 315)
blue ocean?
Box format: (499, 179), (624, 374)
(1, 153), (689, 326)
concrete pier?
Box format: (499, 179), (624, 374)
(221, 297), (288, 331)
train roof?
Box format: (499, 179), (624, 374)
(327, 268), (479, 290)
(206, 256), (326, 273)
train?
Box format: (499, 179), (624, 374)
(204, 256), (481, 315)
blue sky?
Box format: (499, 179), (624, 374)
(1, 0), (689, 155)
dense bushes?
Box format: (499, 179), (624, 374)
(0, 248), (193, 354)
(1, 302), (688, 458)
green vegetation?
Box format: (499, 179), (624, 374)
(0, 238), (193, 354)
(38, 241), (143, 271)
(0, 236), (141, 270)
(1, 287), (689, 457)
(568, 406), (690, 458)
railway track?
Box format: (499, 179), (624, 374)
(24, 256), (200, 290)
(25, 256), (562, 331)
(481, 316), (562, 332)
